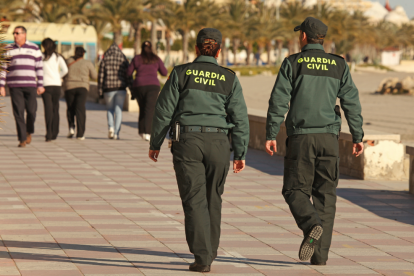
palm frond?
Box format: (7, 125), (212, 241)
(0, 23), (8, 127)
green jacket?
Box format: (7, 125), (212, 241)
(266, 44), (364, 143)
(150, 55), (249, 160)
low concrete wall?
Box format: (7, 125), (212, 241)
(407, 145), (414, 194)
(248, 109), (407, 181)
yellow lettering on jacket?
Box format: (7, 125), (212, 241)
(220, 75), (225, 81)
(186, 69), (192, 75)
(195, 77), (199, 83)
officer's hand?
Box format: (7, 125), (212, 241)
(149, 150), (160, 162)
(265, 140), (277, 156)
(0, 87), (5, 97)
(233, 160), (245, 173)
(353, 142), (364, 157)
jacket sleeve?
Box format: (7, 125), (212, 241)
(226, 76), (249, 160)
(338, 62), (364, 143)
(89, 61), (98, 81)
(58, 55), (68, 78)
(149, 69), (180, 150)
(97, 60), (105, 96)
(35, 48), (44, 88)
(158, 58), (168, 76)
(122, 56), (133, 88)
(127, 56), (136, 77)
(266, 58), (293, 140)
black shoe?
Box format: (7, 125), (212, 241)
(189, 262), (210, 272)
(311, 260), (326, 265)
(299, 224), (323, 261)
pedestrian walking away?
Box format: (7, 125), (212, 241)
(41, 38), (68, 142)
(64, 47), (97, 140)
(265, 17), (364, 266)
(127, 41), (168, 141)
(148, 28), (249, 272)
(98, 43), (131, 140)
(0, 26), (44, 147)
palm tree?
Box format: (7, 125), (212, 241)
(0, 0), (25, 21)
(168, 0), (216, 63)
(0, 23), (7, 126)
(95, 0), (141, 46)
(280, 2), (309, 55)
(225, 0), (251, 65)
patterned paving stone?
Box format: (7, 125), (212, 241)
(0, 98), (413, 275)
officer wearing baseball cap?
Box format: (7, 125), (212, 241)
(148, 28), (249, 272)
(266, 17), (364, 265)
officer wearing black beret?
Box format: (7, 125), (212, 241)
(266, 17), (364, 265)
(148, 28), (249, 272)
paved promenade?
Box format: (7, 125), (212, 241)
(0, 98), (414, 276)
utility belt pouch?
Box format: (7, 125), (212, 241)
(173, 121), (180, 142)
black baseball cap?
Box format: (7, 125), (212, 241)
(294, 17), (328, 39)
(197, 28), (222, 45)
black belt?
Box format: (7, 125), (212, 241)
(180, 126), (224, 133)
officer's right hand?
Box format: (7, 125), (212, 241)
(0, 87), (5, 97)
(353, 142), (364, 157)
(233, 160), (245, 173)
(149, 150), (160, 162)
(265, 140), (277, 156)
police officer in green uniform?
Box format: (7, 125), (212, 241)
(148, 28), (249, 272)
(265, 17), (364, 265)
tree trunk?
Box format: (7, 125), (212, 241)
(114, 29), (123, 48)
(246, 42), (252, 65)
(293, 39), (299, 54)
(165, 29), (171, 67)
(232, 38), (239, 65)
(96, 35), (102, 64)
(151, 19), (157, 53)
(128, 24), (134, 42)
(221, 37), (227, 66)
(133, 22), (142, 56)
(266, 42), (272, 65)
(258, 44), (264, 66)
(182, 31), (189, 63)
(277, 40), (283, 64)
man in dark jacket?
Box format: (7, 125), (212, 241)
(265, 17), (364, 266)
(98, 43), (131, 139)
(148, 28), (249, 272)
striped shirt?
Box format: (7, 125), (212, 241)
(0, 41), (43, 88)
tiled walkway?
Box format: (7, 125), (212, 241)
(0, 97), (414, 276)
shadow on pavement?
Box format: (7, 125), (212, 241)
(0, 240), (296, 269)
(244, 148), (284, 176)
(337, 188), (414, 226)
(122, 121), (138, 129)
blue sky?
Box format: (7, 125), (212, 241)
(368, 0), (414, 19)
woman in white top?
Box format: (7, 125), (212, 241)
(41, 38), (68, 141)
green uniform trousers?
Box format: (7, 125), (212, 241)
(172, 132), (231, 265)
(283, 133), (339, 264)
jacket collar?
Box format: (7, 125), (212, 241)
(301, 44), (325, 52)
(193, 55), (218, 65)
